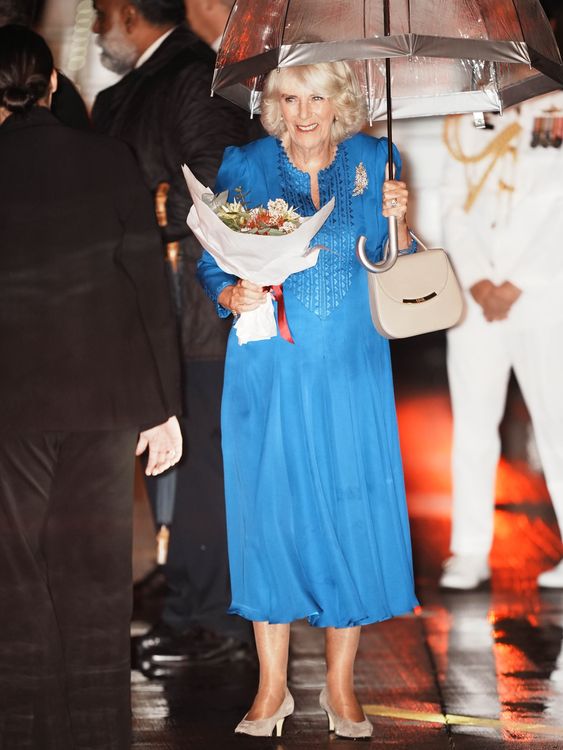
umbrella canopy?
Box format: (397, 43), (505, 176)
(213, 0), (563, 121)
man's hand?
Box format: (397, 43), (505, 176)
(470, 279), (522, 322)
(470, 279), (495, 307)
(136, 416), (183, 476)
(494, 281), (522, 306)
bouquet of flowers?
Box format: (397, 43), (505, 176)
(182, 164), (334, 344)
(214, 193), (301, 236)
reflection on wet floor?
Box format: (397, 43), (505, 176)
(131, 351), (563, 748)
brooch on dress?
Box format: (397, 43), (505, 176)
(352, 162), (368, 196)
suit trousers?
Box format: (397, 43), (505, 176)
(0, 430), (137, 750)
(146, 360), (249, 641)
(447, 295), (563, 557)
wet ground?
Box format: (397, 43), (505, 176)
(130, 333), (563, 749)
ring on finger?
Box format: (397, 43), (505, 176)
(390, 198), (398, 207)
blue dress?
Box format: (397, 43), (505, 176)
(197, 133), (418, 628)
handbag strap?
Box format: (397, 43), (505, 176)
(408, 229), (429, 253)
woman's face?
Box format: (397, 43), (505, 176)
(279, 77), (336, 153)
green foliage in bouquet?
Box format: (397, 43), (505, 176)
(212, 187), (302, 236)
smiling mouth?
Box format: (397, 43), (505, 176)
(297, 123), (318, 132)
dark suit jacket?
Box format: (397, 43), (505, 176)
(92, 24), (259, 360)
(0, 107), (182, 433)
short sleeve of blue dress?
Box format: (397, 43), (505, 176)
(202, 133), (418, 628)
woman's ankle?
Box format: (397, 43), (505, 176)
(325, 681), (364, 721)
(246, 683), (287, 720)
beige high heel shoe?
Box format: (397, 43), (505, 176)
(319, 686), (373, 739)
(234, 689), (294, 737)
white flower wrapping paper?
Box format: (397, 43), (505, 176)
(182, 164), (335, 344)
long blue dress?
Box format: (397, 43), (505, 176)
(197, 133), (418, 628)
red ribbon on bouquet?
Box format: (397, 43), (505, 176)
(270, 285), (294, 344)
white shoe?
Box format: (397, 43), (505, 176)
(439, 555), (490, 590)
(538, 561), (563, 588)
(235, 689), (294, 737)
(319, 687), (373, 739)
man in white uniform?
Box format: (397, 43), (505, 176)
(440, 90), (563, 589)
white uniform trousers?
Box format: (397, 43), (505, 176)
(446, 294), (563, 558)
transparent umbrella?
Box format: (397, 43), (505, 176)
(212, 0), (563, 271)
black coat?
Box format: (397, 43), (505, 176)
(52, 72), (90, 130)
(0, 108), (182, 433)
(92, 25), (256, 360)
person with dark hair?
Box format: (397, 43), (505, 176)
(130, 0), (186, 25)
(91, 0), (257, 673)
(0, 24), (182, 749)
(0, 0), (35, 25)
(0, 0), (90, 129)
(184, 0), (232, 50)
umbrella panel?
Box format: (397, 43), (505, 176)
(219, 0), (561, 62)
(356, 57), (503, 121)
(509, 0), (561, 61)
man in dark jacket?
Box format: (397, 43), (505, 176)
(92, 0), (255, 670)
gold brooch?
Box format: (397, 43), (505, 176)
(352, 162), (368, 196)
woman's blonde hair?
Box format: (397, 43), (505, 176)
(260, 61), (367, 144)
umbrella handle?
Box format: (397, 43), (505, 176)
(156, 524), (170, 566)
(356, 216), (399, 273)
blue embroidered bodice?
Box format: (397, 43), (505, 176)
(197, 133), (400, 321)
(279, 145), (357, 319)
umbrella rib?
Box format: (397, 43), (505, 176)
(279, 0), (291, 62)
(510, 0), (527, 50)
(383, 0), (394, 177)
(362, 0), (373, 123)
(222, 0), (238, 47)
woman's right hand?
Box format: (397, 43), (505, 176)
(218, 279), (268, 315)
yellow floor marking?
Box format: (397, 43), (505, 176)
(363, 705), (563, 737)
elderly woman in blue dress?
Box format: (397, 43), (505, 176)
(198, 60), (418, 739)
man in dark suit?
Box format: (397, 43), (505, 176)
(0, 0), (90, 128)
(0, 25), (182, 748)
(91, 0), (255, 671)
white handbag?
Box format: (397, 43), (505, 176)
(366, 232), (464, 339)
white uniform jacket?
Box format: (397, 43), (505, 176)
(441, 91), (563, 327)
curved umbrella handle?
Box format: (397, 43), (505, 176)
(356, 216), (399, 274)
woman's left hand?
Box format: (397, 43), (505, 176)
(382, 180), (408, 222)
